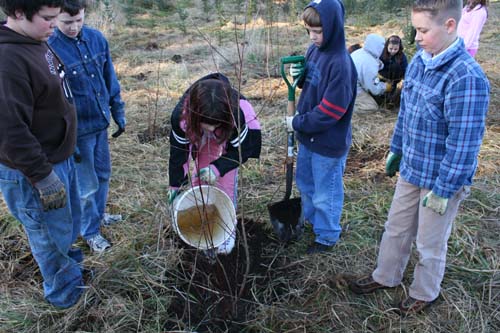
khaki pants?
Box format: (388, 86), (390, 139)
(372, 177), (470, 301)
(354, 89), (379, 112)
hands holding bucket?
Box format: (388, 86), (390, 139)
(198, 165), (219, 185)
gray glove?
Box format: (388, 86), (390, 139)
(34, 170), (66, 211)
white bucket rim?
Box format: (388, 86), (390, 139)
(172, 185), (236, 250)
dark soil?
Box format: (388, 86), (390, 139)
(165, 218), (285, 333)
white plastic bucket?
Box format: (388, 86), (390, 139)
(172, 185), (236, 250)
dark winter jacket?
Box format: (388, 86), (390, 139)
(379, 53), (408, 81)
(0, 24), (77, 184)
(293, 0), (357, 158)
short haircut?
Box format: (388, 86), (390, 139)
(61, 0), (87, 16)
(302, 6), (321, 27)
(412, 0), (463, 24)
(0, 0), (64, 20)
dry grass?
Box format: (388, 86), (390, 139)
(1, 1), (499, 332)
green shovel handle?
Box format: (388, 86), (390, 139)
(280, 55), (305, 102)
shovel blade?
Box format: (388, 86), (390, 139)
(268, 197), (302, 242)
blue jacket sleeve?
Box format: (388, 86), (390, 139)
(433, 75), (489, 198)
(102, 38), (125, 128)
(292, 73), (354, 134)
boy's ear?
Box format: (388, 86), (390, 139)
(14, 9), (25, 20)
(444, 17), (457, 34)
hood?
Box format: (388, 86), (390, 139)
(306, 0), (346, 52)
(0, 23), (40, 45)
(363, 34), (385, 59)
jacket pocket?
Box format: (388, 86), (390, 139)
(67, 64), (90, 96)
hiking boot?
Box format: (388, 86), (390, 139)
(395, 296), (435, 315)
(349, 274), (390, 294)
(86, 234), (111, 253)
(102, 213), (122, 226)
(306, 242), (333, 254)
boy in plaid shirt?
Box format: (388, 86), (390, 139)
(350, 0), (489, 314)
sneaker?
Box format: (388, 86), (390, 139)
(349, 274), (391, 294)
(395, 296), (435, 315)
(306, 242), (333, 254)
(86, 234), (111, 253)
(102, 213), (122, 226)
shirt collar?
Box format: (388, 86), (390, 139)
(420, 37), (460, 70)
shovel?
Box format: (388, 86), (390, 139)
(268, 55), (305, 242)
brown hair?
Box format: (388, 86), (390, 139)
(412, 0), (463, 24)
(301, 6), (321, 27)
(183, 79), (238, 146)
(381, 35), (405, 64)
(465, 0), (488, 15)
(0, 0), (63, 20)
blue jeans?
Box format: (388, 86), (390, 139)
(296, 144), (347, 246)
(0, 159), (83, 308)
(76, 130), (111, 239)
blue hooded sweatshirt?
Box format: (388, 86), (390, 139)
(293, 0), (357, 158)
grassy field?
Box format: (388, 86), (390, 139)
(1, 1), (499, 332)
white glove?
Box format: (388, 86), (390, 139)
(289, 63), (304, 79)
(286, 116), (294, 132)
(199, 166), (218, 185)
(422, 191), (449, 215)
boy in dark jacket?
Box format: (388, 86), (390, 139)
(0, 0), (84, 308)
(49, 0), (126, 252)
(287, 0), (357, 254)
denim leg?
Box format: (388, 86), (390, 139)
(310, 152), (347, 246)
(296, 144), (314, 222)
(77, 131), (109, 239)
(0, 160), (83, 308)
(94, 130), (111, 220)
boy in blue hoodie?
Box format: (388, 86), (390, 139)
(286, 0), (357, 254)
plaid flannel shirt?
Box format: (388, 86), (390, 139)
(391, 38), (489, 198)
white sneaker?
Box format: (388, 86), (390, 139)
(86, 234), (111, 253)
(102, 213), (122, 226)
(216, 231), (236, 255)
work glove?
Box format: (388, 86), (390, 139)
(286, 116), (294, 132)
(34, 170), (66, 211)
(385, 151), (401, 177)
(290, 62), (304, 80)
(112, 118), (126, 138)
(385, 82), (393, 93)
(167, 187), (179, 205)
(422, 191), (448, 215)
(199, 165), (218, 185)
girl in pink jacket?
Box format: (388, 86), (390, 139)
(457, 0), (488, 57)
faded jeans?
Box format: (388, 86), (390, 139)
(372, 177), (470, 301)
(0, 159), (83, 308)
(76, 130), (111, 239)
(296, 144), (347, 246)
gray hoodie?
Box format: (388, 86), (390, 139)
(351, 34), (388, 96)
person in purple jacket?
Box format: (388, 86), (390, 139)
(286, 0), (357, 254)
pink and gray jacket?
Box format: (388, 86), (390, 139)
(168, 73), (261, 188)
